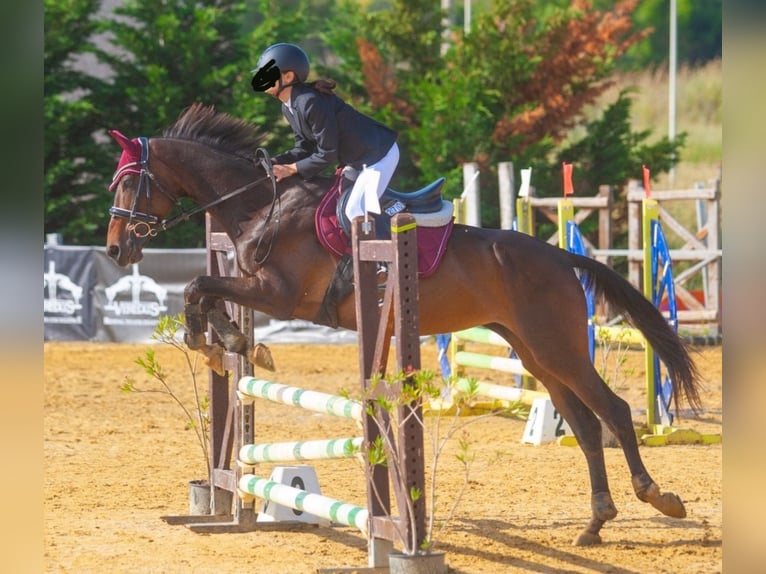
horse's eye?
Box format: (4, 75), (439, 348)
(121, 177), (137, 192)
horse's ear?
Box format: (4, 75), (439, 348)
(108, 130), (141, 156)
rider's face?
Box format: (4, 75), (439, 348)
(265, 70), (296, 101)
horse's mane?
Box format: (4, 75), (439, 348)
(162, 103), (265, 161)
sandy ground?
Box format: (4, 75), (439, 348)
(44, 339), (721, 573)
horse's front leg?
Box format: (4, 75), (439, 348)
(182, 297), (227, 375)
(183, 274), (288, 373)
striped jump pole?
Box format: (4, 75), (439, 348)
(454, 378), (548, 405)
(450, 327), (535, 386)
(453, 351), (531, 377)
(455, 327), (511, 347)
(238, 475), (369, 535)
(239, 437), (364, 465)
(238, 377), (363, 421)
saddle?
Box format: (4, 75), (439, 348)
(335, 166), (448, 239)
(314, 168), (454, 328)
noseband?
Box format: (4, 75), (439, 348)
(109, 137), (277, 242)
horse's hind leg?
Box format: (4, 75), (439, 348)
(497, 317), (686, 544)
(539, 379), (619, 545)
(495, 328), (618, 544)
(553, 363), (687, 523)
(556, 362), (687, 518)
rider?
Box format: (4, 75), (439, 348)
(251, 42), (399, 222)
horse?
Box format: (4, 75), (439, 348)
(105, 103), (702, 546)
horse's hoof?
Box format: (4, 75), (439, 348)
(573, 530), (602, 546)
(198, 345), (225, 376)
(650, 492), (687, 519)
(249, 343), (275, 371)
(592, 492), (618, 521)
(633, 480), (687, 518)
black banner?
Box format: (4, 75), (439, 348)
(44, 246), (206, 342)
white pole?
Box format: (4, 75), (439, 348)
(464, 0), (471, 35)
(668, 0), (677, 184)
(462, 163), (481, 227)
(498, 162), (514, 230)
(441, 0), (454, 56)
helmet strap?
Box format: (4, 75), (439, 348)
(275, 71), (301, 97)
(277, 80), (301, 96)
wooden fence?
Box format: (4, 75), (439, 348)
(460, 163), (721, 330)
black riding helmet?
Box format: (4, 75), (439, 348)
(251, 43), (310, 92)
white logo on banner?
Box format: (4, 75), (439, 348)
(103, 264), (168, 325)
(44, 261), (84, 324)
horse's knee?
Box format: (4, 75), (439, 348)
(184, 277), (201, 303)
(183, 302), (208, 349)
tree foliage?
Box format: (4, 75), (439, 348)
(44, 0), (114, 244)
(346, 0), (657, 205)
(93, 0), (251, 246)
(535, 89), (685, 243)
(626, 0), (722, 69)
(44, 0), (708, 244)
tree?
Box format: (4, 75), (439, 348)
(44, 0), (114, 244)
(626, 0), (722, 69)
(534, 89), (685, 247)
(92, 0), (249, 246)
(347, 1), (651, 194)
(45, 0), (693, 243)
(44, 0), (344, 247)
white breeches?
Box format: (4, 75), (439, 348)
(344, 142), (399, 221)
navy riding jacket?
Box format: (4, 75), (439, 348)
(273, 83), (398, 179)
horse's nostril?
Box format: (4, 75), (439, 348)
(107, 245), (119, 259)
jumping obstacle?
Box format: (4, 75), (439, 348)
(352, 214), (428, 562)
(236, 377), (368, 533)
(236, 379), (364, 464)
(160, 214), (257, 530)
(161, 213), (431, 570)
(238, 475), (370, 534)
(238, 377), (364, 420)
(239, 437), (364, 464)
(231, 214), (426, 568)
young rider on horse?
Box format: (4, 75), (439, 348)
(251, 42), (399, 221)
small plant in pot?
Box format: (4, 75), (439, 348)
(121, 314), (213, 515)
(356, 368), (527, 573)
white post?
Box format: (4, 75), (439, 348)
(668, 0), (677, 184)
(462, 162), (481, 227)
(695, 182), (710, 310)
(464, 0), (471, 35)
(498, 162), (514, 230)
(441, 0), (454, 56)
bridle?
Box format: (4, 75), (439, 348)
(109, 137), (280, 263)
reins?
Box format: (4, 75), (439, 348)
(251, 147), (281, 265)
(109, 139), (281, 263)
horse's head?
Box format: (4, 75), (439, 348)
(105, 130), (178, 266)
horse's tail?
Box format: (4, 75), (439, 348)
(569, 252), (702, 416)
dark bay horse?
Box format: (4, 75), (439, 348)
(105, 103), (702, 546)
